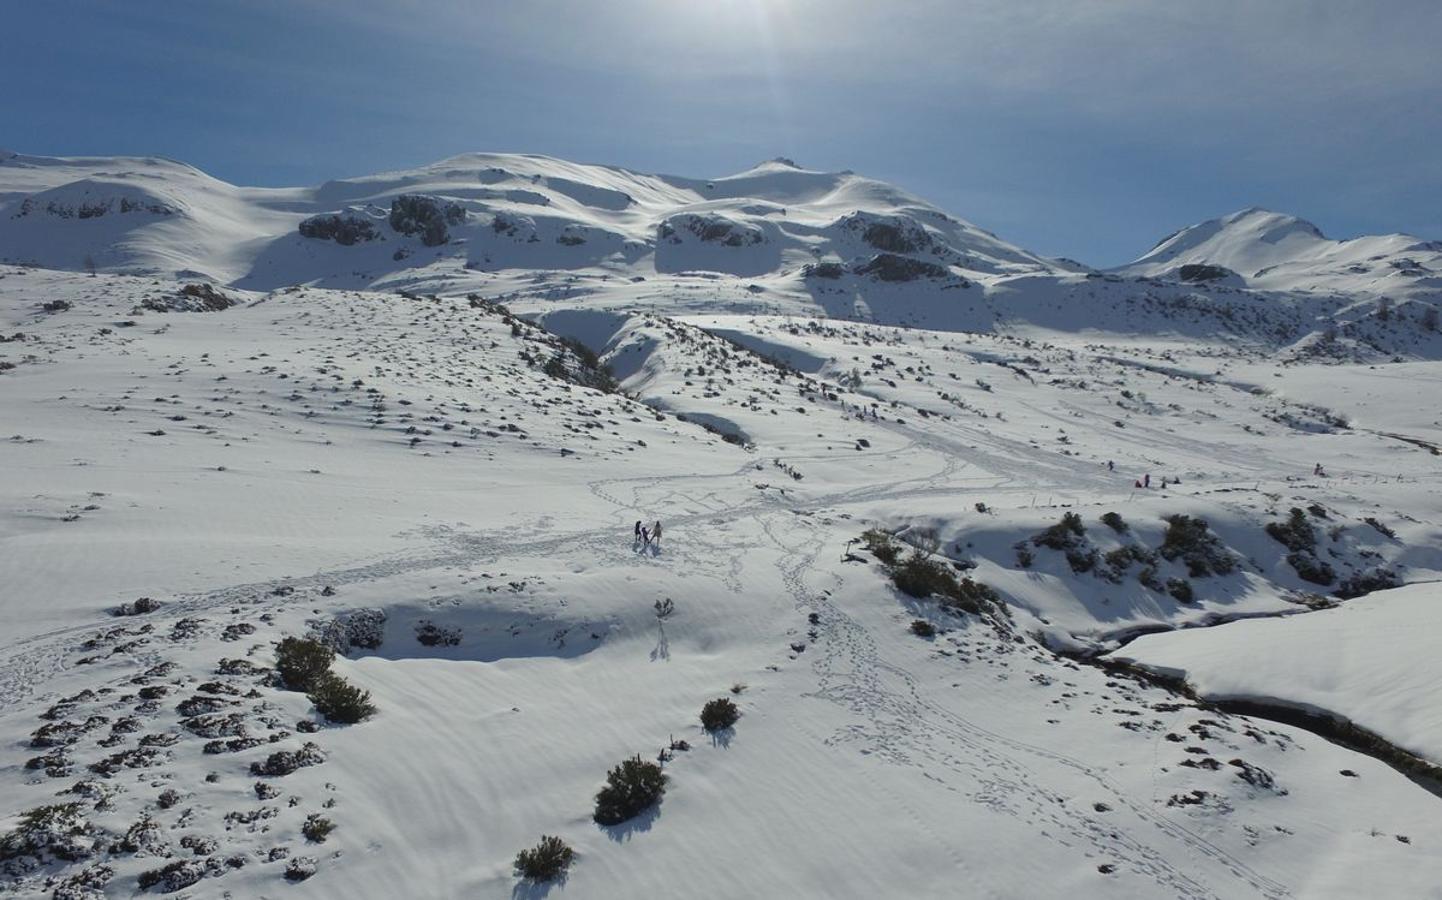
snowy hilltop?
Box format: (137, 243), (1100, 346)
(1, 150), (1441, 899)
(2, 150), (1439, 361)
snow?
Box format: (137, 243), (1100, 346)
(1111, 583), (1442, 763)
(2, 149), (1442, 898)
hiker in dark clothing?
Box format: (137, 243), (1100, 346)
(634, 521), (643, 543)
(1143, 473), (1151, 488)
(652, 521), (662, 546)
(641, 526), (651, 545)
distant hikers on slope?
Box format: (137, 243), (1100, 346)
(633, 519), (664, 551)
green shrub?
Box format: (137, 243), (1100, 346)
(890, 552), (956, 600)
(1159, 515), (1235, 577)
(1035, 512), (1086, 550)
(1065, 548), (1098, 574)
(700, 697), (740, 732)
(862, 528), (901, 565)
(1166, 578), (1195, 603)
(275, 637), (334, 692)
(1014, 543), (1034, 569)
(1286, 552), (1335, 586)
(1265, 508), (1316, 553)
(910, 619), (937, 638)
(302, 814), (335, 843)
(308, 672), (375, 724)
(593, 756), (666, 826)
(1100, 512), (1128, 533)
(515, 835), (574, 882)
(1334, 568), (1400, 600)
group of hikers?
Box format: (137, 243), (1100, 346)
(634, 519), (663, 547)
(1109, 462), (1179, 490)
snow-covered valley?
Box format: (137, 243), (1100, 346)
(2, 151), (1440, 899)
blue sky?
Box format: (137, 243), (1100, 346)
(5, 0), (1439, 265)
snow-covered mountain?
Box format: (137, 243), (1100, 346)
(1119, 207), (1442, 301)
(4, 150), (1440, 365)
(0, 150), (1065, 288)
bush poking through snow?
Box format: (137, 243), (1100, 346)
(889, 551), (1004, 617)
(274, 637), (334, 692)
(301, 814), (335, 843)
(1286, 552), (1335, 586)
(1166, 578), (1195, 603)
(1265, 508), (1316, 553)
(862, 528), (901, 565)
(414, 620), (462, 647)
(593, 755), (666, 826)
(137, 859), (206, 892)
(0, 804), (93, 867)
(1035, 512), (1086, 550)
(700, 697), (740, 732)
(1100, 512), (1128, 533)
(910, 619), (937, 638)
(1159, 515), (1235, 577)
(514, 835), (574, 882)
(250, 742), (326, 777)
(307, 672), (375, 724)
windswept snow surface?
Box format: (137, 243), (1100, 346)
(2, 152), (1442, 899)
(1113, 583), (1442, 764)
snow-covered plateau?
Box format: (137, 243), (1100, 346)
(1, 150), (1439, 899)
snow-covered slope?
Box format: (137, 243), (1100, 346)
(1112, 582), (1442, 763)
(1120, 207), (1442, 301)
(5, 262), (1442, 898)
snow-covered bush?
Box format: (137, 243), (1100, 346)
(1264, 508), (1316, 553)
(250, 742), (326, 777)
(302, 814), (335, 843)
(0, 804), (94, 872)
(514, 835), (574, 882)
(1100, 511), (1128, 533)
(414, 620), (462, 647)
(910, 619), (937, 637)
(593, 756), (666, 826)
(309, 609), (387, 653)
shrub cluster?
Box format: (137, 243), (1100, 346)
(1159, 515), (1236, 577)
(1100, 511), (1128, 533)
(862, 528), (902, 565)
(593, 756), (666, 826)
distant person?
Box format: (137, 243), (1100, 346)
(1143, 473), (1151, 489)
(1107, 460), (1115, 472)
(652, 521), (662, 546)
(634, 520), (643, 541)
(641, 526), (651, 545)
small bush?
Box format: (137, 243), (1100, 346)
(1138, 566), (1163, 591)
(890, 552), (956, 600)
(862, 528), (901, 565)
(1159, 515), (1235, 577)
(909, 619), (936, 638)
(1265, 508), (1316, 553)
(1065, 547), (1098, 574)
(1014, 542), (1034, 568)
(1100, 512), (1128, 533)
(415, 620), (462, 647)
(515, 835), (574, 882)
(1035, 512), (1086, 550)
(700, 697), (740, 732)
(1286, 552), (1335, 586)
(308, 672), (375, 724)
(593, 755), (666, 825)
(1334, 568), (1400, 600)
(301, 814), (335, 843)
(1166, 579), (1195, 603)
(275, 637), (334, 692)
(1364, 517), (1396, 539)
